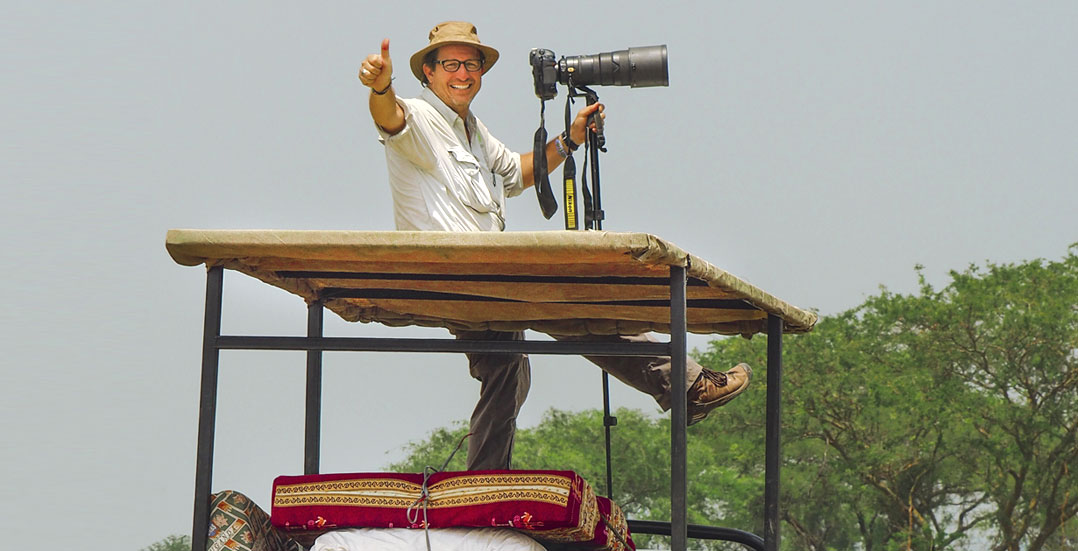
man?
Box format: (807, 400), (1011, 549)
(359, 21), (751, 470)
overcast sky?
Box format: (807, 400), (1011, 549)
(3, 2), (1076, 549)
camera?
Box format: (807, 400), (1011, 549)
(528, 45), (669, 227)
(530, 45), (669, 100)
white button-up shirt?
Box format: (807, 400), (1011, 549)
(377, 88), (525, 232)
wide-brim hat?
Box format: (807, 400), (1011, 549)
(409, 21), (500, 82)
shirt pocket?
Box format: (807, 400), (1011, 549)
(445, 146), (498, 213)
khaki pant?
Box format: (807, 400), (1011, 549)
(454, 330), (704, 470)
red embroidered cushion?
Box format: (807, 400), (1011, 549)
(271, 472), (423, 533)
(271, 470), (599, 545)
(593, 496), (636, 551)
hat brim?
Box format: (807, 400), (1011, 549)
(410, 42), (499, 82)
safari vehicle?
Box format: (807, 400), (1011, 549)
(167, 229), (816, 551)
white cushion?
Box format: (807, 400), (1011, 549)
(311, 527), (544, 551)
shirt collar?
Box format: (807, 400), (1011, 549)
(421, 87), (476, 132)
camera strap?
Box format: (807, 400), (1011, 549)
(564, 87), (593, 229)
(578, 124), (594, 229)
(577, 87), (603, 229)
(532, 100), (558, 219)
(562, 95), (578, 230)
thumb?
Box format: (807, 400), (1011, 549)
(374, 37), (393, 86)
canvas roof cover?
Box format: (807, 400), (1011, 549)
(166, 229), (817, 337)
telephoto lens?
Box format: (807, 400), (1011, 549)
(560, 45), (668, 88)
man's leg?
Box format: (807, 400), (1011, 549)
(454, 329), (531, 470)
(555, 333), (699, 408)
(554, 333), (750, 425)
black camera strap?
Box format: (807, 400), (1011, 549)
(562, 95), (578, 230)
(532, 100), (558, 219)
(572, 91), (594, 229)
(578, 86), (604, 230)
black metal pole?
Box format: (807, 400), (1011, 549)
(573, 85), (604, 231)
(191, 266), (223, 551)
(670, 265), (688, 551)
(602, 371), (615, 499)
(574, 85), (615, 498)
(588, 131), (602, 230)
(587, 109), (603, 230)
(305, 300), (324, 475)
(628, 521), (765, 551)
(764, 314), (783, 551)
(215, 335), (670, 356)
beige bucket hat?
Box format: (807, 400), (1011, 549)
(409, 21), (500, 82)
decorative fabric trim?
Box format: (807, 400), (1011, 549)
(208, 490), (303, 551)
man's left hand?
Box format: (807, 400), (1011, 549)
(569, 103), (605, 146)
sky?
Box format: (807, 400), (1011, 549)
(2, 2), (1076, 549)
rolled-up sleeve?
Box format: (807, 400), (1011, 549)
(377, 99), (437, 171)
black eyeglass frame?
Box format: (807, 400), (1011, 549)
(433, 58), (484, 73)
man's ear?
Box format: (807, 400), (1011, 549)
(422, 64), (435, 83)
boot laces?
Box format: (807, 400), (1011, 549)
(701, 368), (728, 388)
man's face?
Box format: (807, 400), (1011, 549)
(423, 44), (483, 117)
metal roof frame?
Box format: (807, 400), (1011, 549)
(172, 231), (803, 551)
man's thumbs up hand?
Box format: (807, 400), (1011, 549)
(360, 38), (393, 93)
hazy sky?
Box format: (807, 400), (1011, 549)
(3, 2), (1076, 549)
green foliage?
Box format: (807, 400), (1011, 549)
(388, 419), (472, 473)
(695, 245), (1078, 550)
(698, 305), (986, 550)
(140, 534), (190, 551)
(897, 246), (1078, 551)
(389, 245), (1078, 551)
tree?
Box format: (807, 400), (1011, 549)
(697, 310), (987, 551)
(695, 245), (1078, 550)
(140, 534), (190, 551)
(896, 247), (1078, 551)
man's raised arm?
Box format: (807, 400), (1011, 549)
(359, 38), (405, 135)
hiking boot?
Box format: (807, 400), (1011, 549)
(687, 363), (752, 426)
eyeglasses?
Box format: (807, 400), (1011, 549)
(434, 58), (484, 73)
